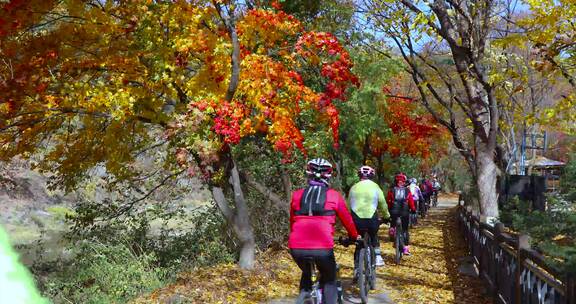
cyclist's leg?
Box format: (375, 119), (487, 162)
(389, 214), (399, 241)
(315, 250), (338, 304)
(290, 249), (314, 292)
(351, 213), (368, 276)
(401, 215), (410, 245)
(368, 216), (380, 249)
(366, 214), (383, 265)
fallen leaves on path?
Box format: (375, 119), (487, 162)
(373, 201), (492, 304)
(133, 249), (300, 303)
(134, 195), (492, 303)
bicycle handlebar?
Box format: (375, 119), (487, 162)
(334, 236), (363, 247)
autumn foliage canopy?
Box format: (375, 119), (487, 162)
(0, 0), (358, 182)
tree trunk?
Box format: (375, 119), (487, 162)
(475, 143), (499, 219)
(211, 160), (256, 269)
(280, 167), (292, 203)
(229, 161), (255, 269)
(362, 136), (370, 165)
(377, 154), (385, 187)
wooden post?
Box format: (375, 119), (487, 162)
(515, 234), (530, 304)
(494, 223), (505, 302)
(479, 216), (489, 279)
(567, 275), (576, 304)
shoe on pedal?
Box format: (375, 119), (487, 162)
(402, 246), (411, 256)
(375, 254), (385, 267)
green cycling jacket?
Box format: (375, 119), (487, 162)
(348, 179), (390, 219)
(0, 225), (49, 304)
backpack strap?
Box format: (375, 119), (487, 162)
(294, 186), (336, 216)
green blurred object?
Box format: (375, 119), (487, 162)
(0, 225), (49, 304)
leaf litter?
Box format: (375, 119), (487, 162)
(135, 195), (492, 303)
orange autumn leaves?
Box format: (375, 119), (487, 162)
(370, 87), (448, 160)
(0, 1), (359, 174)
(183, 7), (359, 160)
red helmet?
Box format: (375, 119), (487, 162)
(358, 166), (375, 179)
(395, 173), (407, 184)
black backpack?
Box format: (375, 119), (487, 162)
(294, 186), (336, 216)
(391, 186), (409, 215)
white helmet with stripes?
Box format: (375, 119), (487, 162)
(306, 158), (333, 185)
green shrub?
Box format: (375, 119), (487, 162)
(45, 242), (166, 304)
(150, 204), (236, 268)
(37, 201), (236, 303)
(504, 195), (576, 275)
(560, 153), (576, 202)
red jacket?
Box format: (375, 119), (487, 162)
(288, 187), (358, 249)
(387, 187), (416, 213)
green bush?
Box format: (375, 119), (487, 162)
(560, 153), (576, 202)
(36, 201), (236, 303)
(500, 153), (576, 275)
(66, 197), (236, 268)
(44, 242), (166, 304)
(507, 196), (576, 275)
(150, 204), (236, 268)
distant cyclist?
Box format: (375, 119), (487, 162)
(427, 174), (440, 207)
(408, 178), (424, 216)
(288, 158), (359, 304)
(348, 165), (391, 271)
(432, 175), (441, 195)
(0, 226), (49, 304)
(387, 173), (416, 255)
(420, 176), (434, 208)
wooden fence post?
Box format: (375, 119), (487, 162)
(567, 275), (576, 304)
(479, 216), (488, 280)
(494, 222), (505, 302)
(515, 234), (530, 304)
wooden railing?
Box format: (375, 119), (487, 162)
(457, 202), (576, 304)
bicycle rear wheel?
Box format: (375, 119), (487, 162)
(368, 245), (376, 290)
(394, 222), (403, 265)
(394, 234), (401, 264)
(358, 247), (369, 304)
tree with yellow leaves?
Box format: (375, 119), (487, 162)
(0, 0), (358, 269)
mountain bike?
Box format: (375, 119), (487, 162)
(336, 234), (375, 304)
(296, 257), (344, 304)
(355, 232), (376, 304)
(393, 217), (406, 264)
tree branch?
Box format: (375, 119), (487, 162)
(242, 171), (289, 215)
(213, 1), (240, 102)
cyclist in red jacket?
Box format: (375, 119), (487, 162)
(289, 158), (359, 304)
(387, 173), (416, 255)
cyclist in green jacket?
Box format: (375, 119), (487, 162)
(348, 166), (390, 271)
(0, 225), (49, 304)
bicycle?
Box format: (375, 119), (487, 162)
(410, 202), (419, 227)
(355, 232), (376, 303)
(392, 217), (407, 264)
(296, 257), (344, 304)
(431, 191), (438, 207)
(418, 198), (428, 218)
